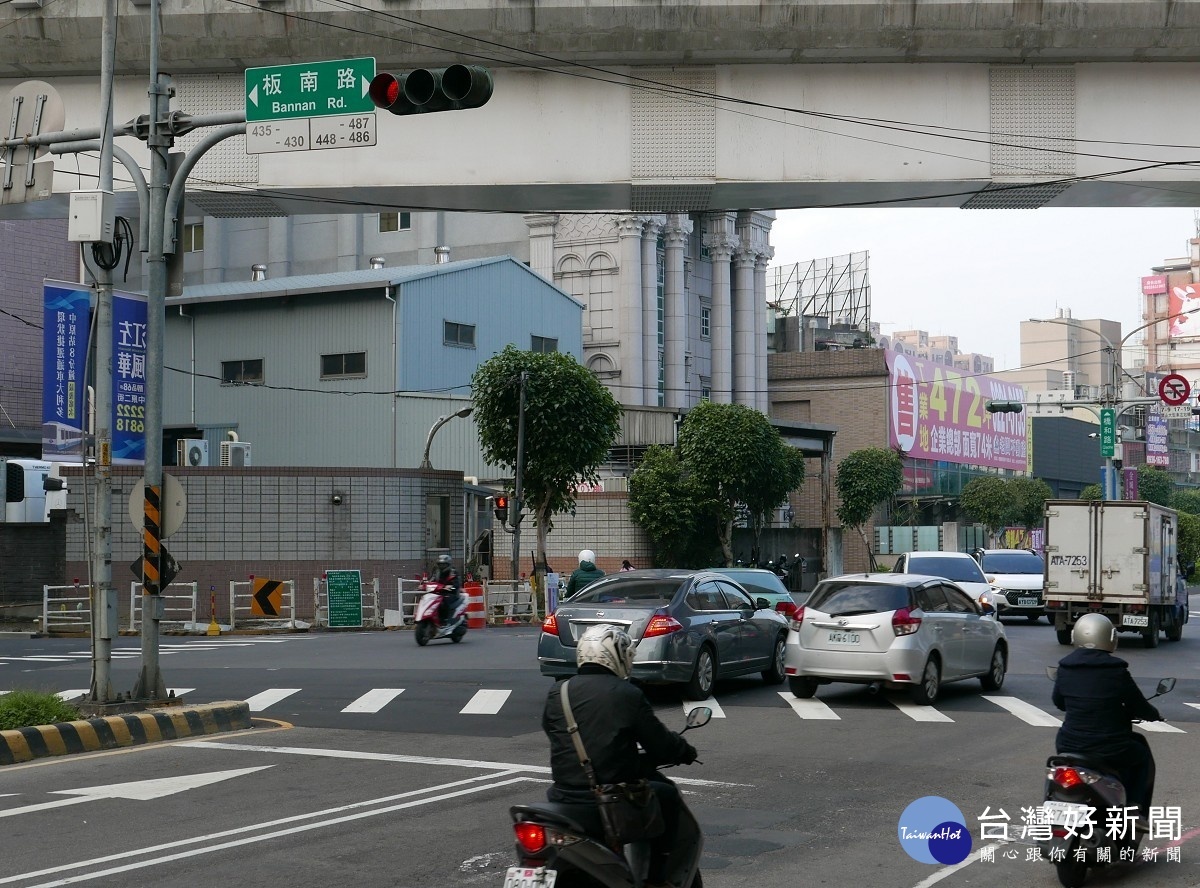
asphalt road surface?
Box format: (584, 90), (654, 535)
(2, 607), (1200, 888)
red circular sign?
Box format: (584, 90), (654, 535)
(1159, 373), (1191, 406)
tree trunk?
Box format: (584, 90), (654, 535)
(719, 516), (734, 566)
(855, 524), (876, 572)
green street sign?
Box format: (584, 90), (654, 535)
(325, 569), (363, 628)
(1100, 407), (1116, 458)
(245, 58), (375, 122)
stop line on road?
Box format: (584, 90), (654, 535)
(0, 637), (307, 666)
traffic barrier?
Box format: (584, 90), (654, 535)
(464, 581), (486, 629)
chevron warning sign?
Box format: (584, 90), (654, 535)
(251, 577), (283, 617)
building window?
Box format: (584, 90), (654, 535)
(531, 335), (558, 354)
(321, 352), (367, 379)
(182, 222), (204, 252)
(221, 359), (263, 385)
(444, 321), (476, 348)
(379, 212), (412, 233)
(700, 307), (711, 340)
(426, 495), (450, 550)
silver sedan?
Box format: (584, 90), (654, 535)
(538, 569), (790, 700)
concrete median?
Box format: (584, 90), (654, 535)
(0, 700), (252, 766)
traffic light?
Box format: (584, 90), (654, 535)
(985, 401), (1024, 413)
(493, 495), (509, 526)
(369, 65), (493, 116)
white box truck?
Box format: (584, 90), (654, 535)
(1043, 499), (1188, 648)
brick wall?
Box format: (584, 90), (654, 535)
(0, 515), (66, 618)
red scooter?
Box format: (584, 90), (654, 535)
(412, 583), (468, 646)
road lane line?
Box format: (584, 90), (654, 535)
(1137, 721), (1186, 733)
(682, 698), (725, 718)
(243, 689), (300, 712)
(56, 690), (88, 701)
(342, 689), (405, 713)
(460, 689), (510, 714)
(777, 692), (840, 719)
(887, 695), (954, 723)
(983, 696), (1062, 727)
(1185, 703), (1200, 712)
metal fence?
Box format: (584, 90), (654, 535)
(129, 582), (199, 631)
(42, 583), (92, 633)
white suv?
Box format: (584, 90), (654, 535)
(891, 551), (1000, 611)
(971, 548), (1046, 623)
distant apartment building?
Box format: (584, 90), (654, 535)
(876, 328), (995, 374)
(1002, 309), (1121, 404)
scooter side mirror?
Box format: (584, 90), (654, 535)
(684, 707), (712, 730)
(1156, 678), (1177, 695)
(1045, 666), (1058, 681)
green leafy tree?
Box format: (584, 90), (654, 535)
(958, 475), (1013, 540)
(471, 346), (622, 573)
(1171, 489), (1200, 515)
(1079, 484), (1103, 501)
(1179, 513), (1200, 575)
(835, 448), (904, 570)
(676, 401), (806, 565)
(1136, 464), (1173, 507)
(628, 446), (722, 567)
(1008, 476), (1054, 531)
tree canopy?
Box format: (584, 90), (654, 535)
(1136, 464), (1173, 507)
(834, 448), (904, 568)
(627, 446), (722, 567)
(471, 345), (622, 570)
(958, 475), (1053, 540)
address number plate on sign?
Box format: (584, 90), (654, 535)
(827, 631), (861, 645)
(1122, 614), (1149, 628)
(504, 867), (557, 888)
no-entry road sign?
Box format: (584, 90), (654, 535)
(1159, 373), (1191, 406)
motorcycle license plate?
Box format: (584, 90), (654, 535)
(1041, 800), (1094, 827)
(1122, 614), (1149, 627)
(503, 867), (557, 888)
(1017, 596), (1039, 607)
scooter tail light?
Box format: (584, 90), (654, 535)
(1049, 766), (1100, 788)
(892, 607), (922, 636)
(513, 822), (546, 853)
(541, 612), (558, 634)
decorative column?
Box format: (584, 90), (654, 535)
(731, 245), (757, 407)
(663, 214), (691, 410)
(755, 248), (774, 413)
(524, 213), (560, 282)
(703, 213), (737, 403)
(616, 215), (645, 407)
(642, 217), (664, 407)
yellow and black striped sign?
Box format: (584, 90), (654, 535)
(142, 485), (162, 595)
(251, 578), (283, 617)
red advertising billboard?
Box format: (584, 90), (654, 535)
(1141, 275), (1167, 296)
(886, 352), (1027, 472)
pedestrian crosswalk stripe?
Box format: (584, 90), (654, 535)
(887, 695), (954, 723)
(56, 689), (88, 701)
(342, 689), (405, 713)
(244, 688), (301, 712)
(460, 689), (511, 715)
(682, 698), (726, 719)
(778, 692), (840, 720)
(1186, 703), (1200, 712)
(1138, 721), (1186, 734)
(983, 696), (1061, 727)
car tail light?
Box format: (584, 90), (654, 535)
(788, 606), (805, 632)
(775, 601), (798, 619)
(644, 613), (684, 638)
(541, 613), (558, 635)
(1051, 767), (1083, 789)
(892, 607), (922, 636)
(513, 822), (546, 853)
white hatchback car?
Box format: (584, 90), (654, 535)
(971, 548), (1047, 622)
(785, 573), (1008, 705)
(892, 551), (999, 610)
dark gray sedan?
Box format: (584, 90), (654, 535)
(537, 569), (789, 699)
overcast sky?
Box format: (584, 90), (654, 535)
(769, 207), (1200, 372)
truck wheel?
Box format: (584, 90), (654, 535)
(1143, 611), (1160, 649)
(1056, 628), (1073, 646)
(1166, 608), (1183, 642)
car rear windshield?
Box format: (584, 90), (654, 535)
(980, 551), (1044, 574)
(807, 582), (910, 616)
(907, 556), (985, 583)
(716, 573), (787, 598)
(569, 579), (677, 606)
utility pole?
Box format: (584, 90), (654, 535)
(511, 371), (527, 593)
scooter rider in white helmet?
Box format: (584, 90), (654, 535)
(564, 548), (605, 599)
(542, 625), (697, 888)
(1052, 613), (1163, 822)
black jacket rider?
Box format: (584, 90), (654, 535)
(1052, 647), (1161, 815)
(436, 568), (462, 624)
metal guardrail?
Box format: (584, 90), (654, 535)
(129, 581), (199, 631)
(42, 583), (92, 633)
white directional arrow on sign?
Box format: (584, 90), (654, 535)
(361, 75), (370, 99)
(248, 84), (259, 107)
(0, 766), (271, 818)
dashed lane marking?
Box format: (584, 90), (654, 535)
(983, 696), (1062, 727)
(459, 689), (511, 715)
(777, 692), (840, 720)
(244, 689), (301, 712)
(887, 695), (955, 723)
(682, 698), (726, 718)
(342, 689), (405, 713)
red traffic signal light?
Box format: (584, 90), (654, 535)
(369, 65), (493, 116)
(493, 495), (509, 525)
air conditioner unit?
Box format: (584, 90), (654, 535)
(177, 439), (209, 467)
(220, 441), (252, 467)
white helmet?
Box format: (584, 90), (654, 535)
(579, 549), (596, 564)
(576, 624), (635, 680)
(1072, 613), (1118, 652)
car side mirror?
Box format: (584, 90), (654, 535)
(684, 706), (712, 730)
(1156, 678), (1177, 695)
(755, 597), (771, 610)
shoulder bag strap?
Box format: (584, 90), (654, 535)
(560, 680), (600, 790)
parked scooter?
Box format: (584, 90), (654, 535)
(412, 582), (468, 646)
(1038, 670), (1176, 888)
(504, 706), (711, 888)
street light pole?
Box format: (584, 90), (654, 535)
(419, 406), (473, 470)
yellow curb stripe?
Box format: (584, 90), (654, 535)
(137, 713), (163, 743)
(166, 710), (192, 737)
(34, 725), (68, 757)
(72, 720), (101, 750)
(1, 731), (34, 764)
(106, 717), (133, 746)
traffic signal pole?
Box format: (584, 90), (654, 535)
(511, 371), (527, 593)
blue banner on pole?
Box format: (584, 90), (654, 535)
(112, 289), (148, 464)
(41, 281), (92, 460)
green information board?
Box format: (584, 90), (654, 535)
(326, 569), (363, 628)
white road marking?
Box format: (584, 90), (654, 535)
(460, 689), (510, 714)
(1185, 703), (1200, 712)
(8, 657), (74, 663)
(887, 695), (954, 723)
(56, 690), (88, 701)
(1137, 721), (1186, 733)
(242, 689), (300, 712)
(909, 842), (1004, 888)
(341, 689), (405, 713)
(778, 692), (840, 720)
(983, 696), (1062, 727)
(167, 688), (195, 698)
(682, 698), (725, 718)
(0, 773), (531, 888)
